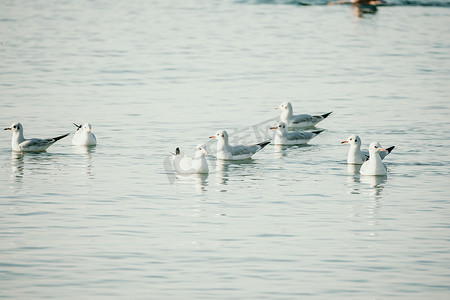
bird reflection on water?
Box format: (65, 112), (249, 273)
(72, 145), (96, 179)
(215, 159), (259, 190)
(328, 0), (387, 17)
(345, 163), (388, 198)
(352, 3), (380, 17)
(273, 143), (317, 159)
(10, 152), (25, 184)
(175, 173), (209, 193)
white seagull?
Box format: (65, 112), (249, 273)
(4, 122), (69, 152)
(276, 101), (332, 128)
(209, 130), (270, 160)
(341, 134), (394, 164)
(270, 121), (323, 145)
(172, 144), (209, 174)
(360, 142), (388, 176)
(72, 123), (97, 146)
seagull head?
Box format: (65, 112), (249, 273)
(4, 122), (23, 134)
(83, 123), (92, 133)
(209, 130), (228, 142)
(275, 101), (293, 113)
(270, 121), (288, 134)
(341, 134), (361, 146)
(195, 144), (208, 157)
(369, 142), (386, 154)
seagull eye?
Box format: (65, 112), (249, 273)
(374, 146), (378, 148)
(278, 125), (281, 127)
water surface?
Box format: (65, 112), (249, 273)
(1, 0), (450, 299)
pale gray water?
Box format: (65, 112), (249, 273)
(1, 0), (450, 299)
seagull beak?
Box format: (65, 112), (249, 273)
(341, 140), (348, 144)
(275, 107), (280, 110)
(380, 148), (387, 151)
(4, 127), (11, 130)
(204, 149), (208, 154)
(270, 127), (277, 130)
(209, 136), (216, 139)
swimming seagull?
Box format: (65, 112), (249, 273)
(360, 142), (388, 176)
(172, 144), (209, 174)
(4, 122), (69, 152)
(209, 130), (270, 160)
(72, 123), (97, 146)
(341, 134), (394, 164)
(270, 121), (323, 145)
(276, 101), (332, 128)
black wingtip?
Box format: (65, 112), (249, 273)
(53, 133), (70, 141)
(386, 146), (395, 154)
(312, 129), (324, 135)
(321, 112), (333, 119)
(175, 147), (181, 155)
(73, 123), (82, 130)
(257, 141), (270, 149)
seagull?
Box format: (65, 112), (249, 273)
(4, 122), (69, 152)
(360, 142), (388, 176)
(276, 101), (332, 128)
(341, 134), (394, 164)
(209, 130), (270, 160)
(72, 123), (97, 146)
(270, 121), (323, 145)
(172, 144), (209, 174)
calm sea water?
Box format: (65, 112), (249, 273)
(1, 0), (450, 299)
